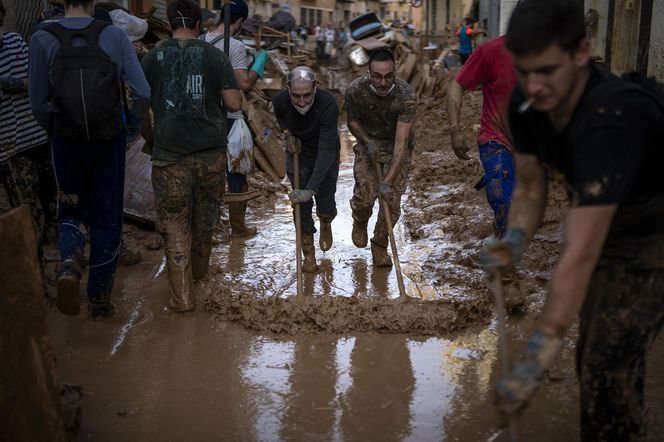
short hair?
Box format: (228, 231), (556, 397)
(368, 48), (395, 69)
(506, 0), (585, 56)
(167, 0), (202, 31)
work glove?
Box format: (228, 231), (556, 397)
(282, 131), (301, 154)
(0, 76), (25, 93)
(450, 126), (471, 160)
(494, 329), (563, 422)
(479, 228), (527, 274)
(250, 50), (269, 79)
(378, 181), (393, 201)
(288, 189), (315, 205)
(366, 140), (380, 164)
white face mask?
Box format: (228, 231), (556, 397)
(291, 86), (316, 115)
(369, 82), (396, 97)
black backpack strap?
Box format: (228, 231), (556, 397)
(207, 34), (226, 48)
(44, 19), (110, 47)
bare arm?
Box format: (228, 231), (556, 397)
(233, 68), (259, 92)
(221, 89), (242, 112)
(447, 79), (466, 128)
(347, 116), (371, 146)
(541, 205), (616, 338)
(384, 120), (414, 183)
(506, 152), (549, 241)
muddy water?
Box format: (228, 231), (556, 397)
(43, 125), (664, 441)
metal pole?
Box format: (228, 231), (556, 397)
(223, 0), (231, 55)
(293, 152), (303, 297)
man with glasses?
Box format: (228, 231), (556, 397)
(272, 66), (340, 272)
(344, 48), (416, 267)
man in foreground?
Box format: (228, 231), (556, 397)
(141, 0), (241, 313)
(482, 0), (664, 439)
(345, 48), (416, 267)
(272, 66), (340, 273)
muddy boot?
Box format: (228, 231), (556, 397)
(352, 220), (368, 248)
(88, 301), (117, 321)
(166, 260), (196, 313)
(371, 239), (393, 267)
(301, 233), (319, 273)
(229, 201), (257, 238)
(319, 221), (333, 252)
(502, 273), (526, 312)
(117, 242), (142, 266)
(55, 259), (82, 315)
(191, 242), (212, 281)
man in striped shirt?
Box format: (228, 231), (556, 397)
(0, 27), (56, 282)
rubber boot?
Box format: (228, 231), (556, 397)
(502, 272), (526, 312)
(88, 297), (117, 320)
(165, 258), (196, 313)
(55, 259), (82, 315)
(229, 201), (257, 238)
(319, 221), (333, 252)
(191, 250), (210, 281)
(371, 239), (393, 267)
(352, 220), (368, 248)
(117, 241), (142, 266)
(301, 233), (319, 273)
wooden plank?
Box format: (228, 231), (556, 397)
(0, 206), (68, 442)
(253, 145), (281, 184)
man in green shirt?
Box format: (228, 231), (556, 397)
(141, 0), (241, 313)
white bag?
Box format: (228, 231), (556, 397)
(227, 118), (254, 175)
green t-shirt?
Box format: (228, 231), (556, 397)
(141, 38), (239, 162)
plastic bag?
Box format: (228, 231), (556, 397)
(227, 118), (254, 175)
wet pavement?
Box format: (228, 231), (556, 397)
(44, 127), (664, 441)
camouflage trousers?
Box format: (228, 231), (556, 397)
(577, 264), (664, 441)
(350, 143), (411, 247)
(0, 143), (57, 273)
(152, 149), (225, 311)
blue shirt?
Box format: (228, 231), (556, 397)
(459, 26), (473, 55)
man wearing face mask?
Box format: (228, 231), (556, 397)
(272, 67), (341, 272)
(344, 48), (416, 267)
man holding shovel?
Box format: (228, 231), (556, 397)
(482, 0), (664, 439)
(272, 66), (340, 273)
(345, 48), (416, 267)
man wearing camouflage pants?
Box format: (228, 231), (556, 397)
(141, 0), (241, 313)
(345, 48), (416, 266)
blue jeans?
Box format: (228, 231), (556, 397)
(226, 118), (247, 193)
(51, 131), (126, 308)
(479, 141), (514, 237)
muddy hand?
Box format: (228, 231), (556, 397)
(450, 126), (471, 160)
(494, 330), (563, 422)
(480, 228), (527, 273)
(283, 131), (301, 154)
(366, 140), (380, 164)
(289, 189), (315, 205)
(378, 181), (393, 200)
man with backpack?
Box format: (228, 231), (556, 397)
(481, 0), (664, 439)
(201, 0), (268, 239)
(28, 0), (150, 319)
(141, 0), (241, 313)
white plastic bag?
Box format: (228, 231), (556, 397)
(227, 118), (254, 175)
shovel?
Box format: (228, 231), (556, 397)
(293, 151), (303, 297)
(374, 161), (407, 299)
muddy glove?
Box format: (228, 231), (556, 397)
(480, 228), (527, 273)
(494, 329), (563, 421)
(450, 126), (471, 160)
(366, 140), (380, 164)
(250, 50), (269, 79)
(0, 76), (25, 93)
(378, 181), (393, 200)
(282, 131), (301, 154)
(288, 189), (315, 205)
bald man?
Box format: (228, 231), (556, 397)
(272, 67), (341, 272)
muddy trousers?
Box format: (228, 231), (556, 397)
(51, 132), (126, 311)
(152, 149), (226, 311)
(478, 141), (514, 237)
(350, 144), (411, 247)
(576, 264), (664, 441)
(286, 153), (339, 235)
(0, 142), (57, 276)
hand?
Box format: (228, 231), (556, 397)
(378, 181), (393, 200)
(0, 76), (26, 93)
(282, 131), (301, 154)
(366, 140), (379, 164)
(250, 50), (269, 78)
(480, 228), (527, 274)
(494, 330), (563, 420)
(450, 126), (471, 160)
(288, 189), (315, 205)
